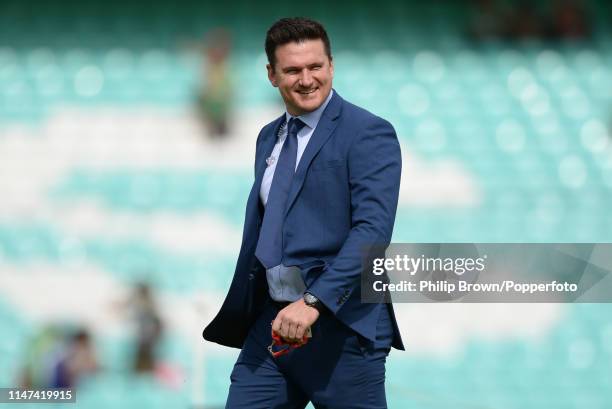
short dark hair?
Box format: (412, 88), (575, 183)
(265, 17), (332, 70)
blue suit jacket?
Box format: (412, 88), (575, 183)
(203, 91), (404, 350)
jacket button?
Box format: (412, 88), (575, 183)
(248, 273), (255, 280)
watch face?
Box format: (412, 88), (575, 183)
(304, 293), (317, 305)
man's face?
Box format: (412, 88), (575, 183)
(267, 39), (334, 116)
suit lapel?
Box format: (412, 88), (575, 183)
(284, 91), (343, 217)
(255, 115), (285, 184)
(245, 114), (285, 220)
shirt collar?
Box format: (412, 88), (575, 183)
(285, 89), (334, 131)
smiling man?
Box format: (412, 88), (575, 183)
(203, 17), (404, 409)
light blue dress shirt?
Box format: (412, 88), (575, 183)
(259, 89), (334, 302)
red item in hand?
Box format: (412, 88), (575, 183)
(268, 329), (309, 358)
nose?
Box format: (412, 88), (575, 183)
(299, 68), (313, 87)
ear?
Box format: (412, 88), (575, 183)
(267, 63), (278, 87)
(329, 57), (334, 78)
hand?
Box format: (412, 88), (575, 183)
(272, 298), (320, 343)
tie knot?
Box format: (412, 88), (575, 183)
(288, 118), (306, 137)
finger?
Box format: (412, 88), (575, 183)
(288, 322), (299, 341)
(280, 320), (292, 339)
(294, 324), (305, 340)
(272, 315), (282, 334)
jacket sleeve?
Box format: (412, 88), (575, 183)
(306, 116), (402, 314)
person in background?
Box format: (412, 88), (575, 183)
(468, 0), (510, 40)
(506, 1), (545, 40)
(197, 28), (233, 139)
(52, 329), (99, 388)
(18, 326), (63, 389)
(19, 326), (99, 389)
(129, 282), (164, 373)
(551, 0), (591, 40)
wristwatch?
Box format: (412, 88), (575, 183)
(303, 292), (325, 313)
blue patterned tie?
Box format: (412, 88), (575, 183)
(255, 118), (306, 269)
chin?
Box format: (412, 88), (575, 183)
(296, 98), (324, 113)
(300, 101), (319, 110)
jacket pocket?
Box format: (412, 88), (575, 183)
(310, 159), (343, 171)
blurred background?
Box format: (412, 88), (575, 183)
(1, 0), (611, 408)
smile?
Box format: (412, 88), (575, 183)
(297, 89), (317, 95)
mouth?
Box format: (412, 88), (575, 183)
(296, 88), (318, 95)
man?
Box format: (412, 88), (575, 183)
(203, 17), (403, 409)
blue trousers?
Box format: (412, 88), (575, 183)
(225, 300), (393, 409)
